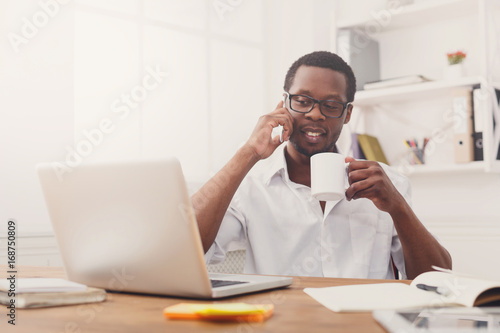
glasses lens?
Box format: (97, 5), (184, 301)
(320, 101), (345, 118)
(290, 95), (314, 113)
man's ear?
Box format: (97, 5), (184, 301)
(343, 103), (353, 124)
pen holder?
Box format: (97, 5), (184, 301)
(407, 147), (425, 165)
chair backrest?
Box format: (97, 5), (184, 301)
(206, 249), (245, 274)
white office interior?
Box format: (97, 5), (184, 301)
(1, 0), (500, 279)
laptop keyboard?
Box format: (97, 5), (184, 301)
(210, 279), (249, 288)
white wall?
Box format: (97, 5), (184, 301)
(0, 0), (333, 240)
(265, 0), (336, 102)
(0, 0), (74, 235)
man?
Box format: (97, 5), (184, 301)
(192, 51), (451, 280)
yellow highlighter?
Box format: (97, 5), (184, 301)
(163, 302), (274, 322)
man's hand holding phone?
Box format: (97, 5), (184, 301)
(244, 100), (294, 160)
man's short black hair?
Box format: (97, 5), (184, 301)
(283, 51), (356, 103)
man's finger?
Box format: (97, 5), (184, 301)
(348, 168), (370, 184)
(345, 156), (356, 163)
(346, 179), (372, 200)
(273, 113), (294, 142)
(275, 100), (284, 110)
(349, 159), (377, 170)
(272, 134), (283, 146)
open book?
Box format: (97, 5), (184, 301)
(304, 270), (500, 312)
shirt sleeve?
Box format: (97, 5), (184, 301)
(204, 192), (247, 265)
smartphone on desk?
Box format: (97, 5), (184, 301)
(373, 307), (500, 333)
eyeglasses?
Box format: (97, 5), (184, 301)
(284, 92), (350, 118)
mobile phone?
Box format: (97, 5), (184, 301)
(271, 125), (284, 143)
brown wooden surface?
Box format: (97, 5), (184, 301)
(1, 265), (410, 332)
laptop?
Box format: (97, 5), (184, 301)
(37, 158), (292, 299)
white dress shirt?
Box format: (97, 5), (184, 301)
(205, 144), (409, 279)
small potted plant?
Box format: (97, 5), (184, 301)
(445, 50), (467, 80)
(447, 51), (467, 65)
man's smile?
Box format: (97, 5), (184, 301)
(300, 126), (326, 143)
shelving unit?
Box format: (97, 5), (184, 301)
(335, 0), (500, 176)
(353, 77), (500, 175)
(404, 160), (493, 176)
(334, 0), (500, 280)
(337, 0), (484, 31)
(354, 76), (486, 106)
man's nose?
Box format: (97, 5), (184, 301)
(305, 102), (325, 121)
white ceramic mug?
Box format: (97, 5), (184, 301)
(310, 152), (348, 201)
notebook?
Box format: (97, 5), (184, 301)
(0, 278), (106, 308)
(37, 158), (292, 299)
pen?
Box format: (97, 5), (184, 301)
(416, 283), (450, 296)
(404, 140), (423, 164)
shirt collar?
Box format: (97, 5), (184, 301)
(263, 143), (288, 186)
(262, 143), (343, 186)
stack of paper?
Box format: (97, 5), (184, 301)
(0, 278), (106, 308)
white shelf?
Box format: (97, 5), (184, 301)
(401, 160), (500, 176)
(337, 0), (480, 32)
(354, 76), (485, 106)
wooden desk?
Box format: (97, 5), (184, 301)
(1, 266), (407, 332)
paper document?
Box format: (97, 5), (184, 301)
(304, 270), (500, 312)
(304, 283), (440, 312)
(0, 278), (87, 293)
